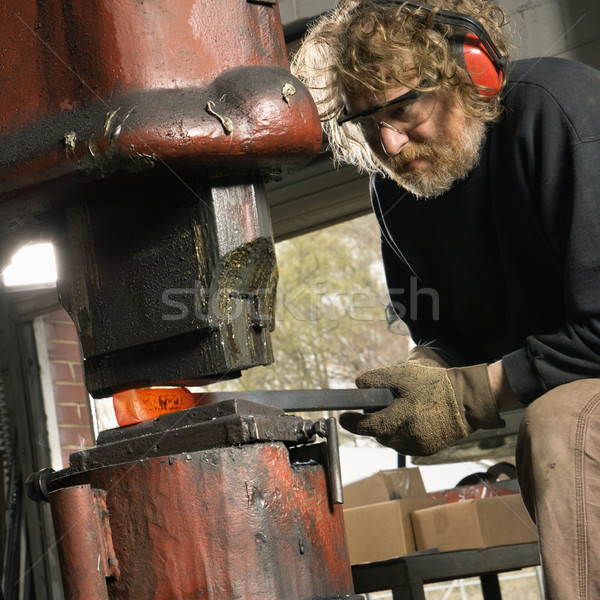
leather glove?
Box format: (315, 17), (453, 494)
(340, 355), (505, 456)
(405, 345), (449, 368)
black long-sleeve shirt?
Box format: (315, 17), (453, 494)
(372, 57), (600, 404)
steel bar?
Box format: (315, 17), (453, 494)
(325, 418), (344, 504)
(192, 388), (396, 412)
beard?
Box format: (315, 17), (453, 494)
(375, 117), (486, 199)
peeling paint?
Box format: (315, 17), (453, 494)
(50, 443), (356, 598)
(87, 106), (156, 176)
(104, 106), (136, 143)
(127, 145), (157, 169)
(104, 108), (121, 138)
(282, 82), (296, 105)
(64, 131), (77, 152)
(205, 100), (234, 134)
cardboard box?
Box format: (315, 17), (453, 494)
(343, 498), (444, 564)
(411, 494), (538, 552)
(343, 468), (427, 508)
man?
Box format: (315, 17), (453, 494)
(292, 1), (600, 598)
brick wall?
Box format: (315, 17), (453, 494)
(41, 309), (93, 468)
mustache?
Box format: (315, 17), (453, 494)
(383, 142), (441, 169)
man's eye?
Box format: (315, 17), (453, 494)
(390, 101), (415, 118)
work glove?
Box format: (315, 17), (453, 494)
(340, 348), (505, 456)
(405, 344), (450, 368)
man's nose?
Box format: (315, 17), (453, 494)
(378, 121), (409, 156)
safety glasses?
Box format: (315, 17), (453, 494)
(337, 88), (423, 126)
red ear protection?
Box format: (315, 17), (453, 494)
(381, 1), (507, 99)
(452, 32), (504, 98)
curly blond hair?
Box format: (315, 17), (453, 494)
(291, 0), (511, 173)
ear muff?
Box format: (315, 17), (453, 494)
(383, 1), (507, 99)
(451, 31), (504, 98)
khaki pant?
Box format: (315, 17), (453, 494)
(517, 379), (600, 600)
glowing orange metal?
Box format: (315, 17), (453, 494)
(113, 387), (196, 426)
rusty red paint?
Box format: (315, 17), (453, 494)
(49, 485), (110, 600)
(96, 490), (121, 581)
(53, 443), (355, 600)
(0, 0), (321, 249)
(1, 1), (288, 137)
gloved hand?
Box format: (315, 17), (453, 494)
(405, 345), (450, 368)
(340, 351), (505, 456)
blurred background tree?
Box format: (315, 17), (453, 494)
(210, 213), (409, 392)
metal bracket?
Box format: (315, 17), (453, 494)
(297, 417), (344, 505)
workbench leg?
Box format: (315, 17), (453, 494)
(480, 573), (502, 600)
(391, 582), (426, 600)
